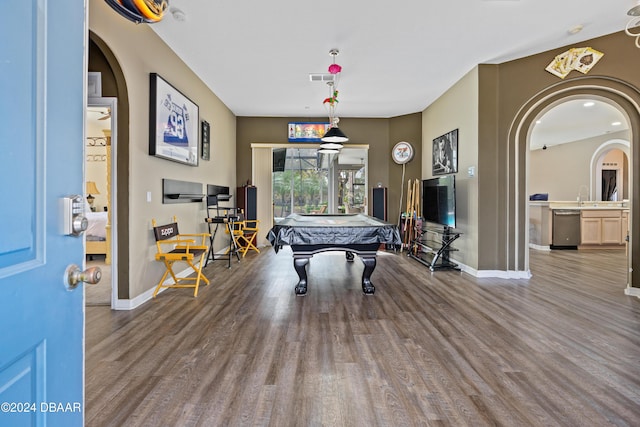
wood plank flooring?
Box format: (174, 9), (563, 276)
(85, 247), (640, 426)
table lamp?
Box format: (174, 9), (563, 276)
(86, 181), (100, 210)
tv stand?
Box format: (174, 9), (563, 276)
(409, 224), (461, 271)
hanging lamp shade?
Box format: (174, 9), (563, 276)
(318, 147), (340, 154)
(321, 126), (348, 143)
(319, 140), (344, 150)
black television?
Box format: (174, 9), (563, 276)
(422, 175), (456, 228)
(273, 148), (286, 172)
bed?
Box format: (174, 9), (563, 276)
(86, 211), (109, 261)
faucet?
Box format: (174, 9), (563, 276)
(577, 185), (589, 204)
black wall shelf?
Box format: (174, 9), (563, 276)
(162, 179), (204, 204)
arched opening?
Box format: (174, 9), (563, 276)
(88, 31), (131, 300)
(509, 78), (640, 291)
(590, 140), (630, 202)
(527, 97), (631, 288)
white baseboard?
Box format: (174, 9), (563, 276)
(529, 243), (551, 251)
(624, 286), (640, 298)
(113, 267), (195, 311)
(451, 260), (532, 279)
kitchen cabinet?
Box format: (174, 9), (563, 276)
(580, 217), (602, 245)
(580, 210), (623, 246)
(601, 217), (622, 244)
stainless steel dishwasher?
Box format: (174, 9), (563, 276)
(552, 209), (581, 248)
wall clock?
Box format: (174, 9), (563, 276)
(392, 141), (414, 164)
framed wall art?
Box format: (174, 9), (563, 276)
(432, 129), (458, 175)
(149, 73), (199, 166)
(287, 122), (329, 142)
(201, 120), (210, 161)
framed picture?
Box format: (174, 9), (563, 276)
(432, 129), (458, 175)
(287, 122), (329, 142)
(201, 120), (210, 161)
(149, 73), (199, 166)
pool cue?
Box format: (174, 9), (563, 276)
(405, 179), (415, 249)
(402, 179), (412, 250)
(409, 179), (418, 246)
(413, 179), (420, 245)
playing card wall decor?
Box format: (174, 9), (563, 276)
(545, 47), (604, 79)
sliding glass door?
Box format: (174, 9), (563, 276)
(273, 148), (328, 219)
(272, 147), (368, 220)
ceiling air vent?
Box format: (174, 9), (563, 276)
(309, 73), (335, 83)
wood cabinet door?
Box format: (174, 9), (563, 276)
(580, 218), (602, 245)
(601, 217), (622, 244)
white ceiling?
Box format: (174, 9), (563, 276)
(149, 0), (633, 120)
(530, 99), (629, 150)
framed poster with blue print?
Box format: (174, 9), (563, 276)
(287, 122), (329, 142)
(149, 73), (199, 166)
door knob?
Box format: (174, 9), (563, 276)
(65, 264), (102, 290)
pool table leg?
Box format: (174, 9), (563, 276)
(293, 257), (309, 295)
(361, 255), (376, 294)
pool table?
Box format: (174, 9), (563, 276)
(267, 213), (401, 295)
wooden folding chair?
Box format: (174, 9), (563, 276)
(237, 219), (260, 257)
(223, 216), (245, 259)
(152, 216), (210, 297)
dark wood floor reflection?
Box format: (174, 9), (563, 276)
(86, 247), (640, 426)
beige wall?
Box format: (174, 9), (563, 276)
(529, 131), (629, 201)
(422, 68), (479, 270)
(89, 0), (237, 299)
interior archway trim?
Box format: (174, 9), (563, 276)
(507, 76), (640, 289)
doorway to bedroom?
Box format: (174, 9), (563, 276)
(86, 97), (117, 306)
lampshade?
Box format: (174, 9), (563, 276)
(318, 147), (340, 154)
(319, 141), (344, 150)
(86, 181), (100, 195)
(321, 126), (348, 143)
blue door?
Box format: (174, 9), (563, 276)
(0, 1), (86, 426)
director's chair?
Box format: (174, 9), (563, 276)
(152, 216), (210, 297)
(237, 219), (261, 257)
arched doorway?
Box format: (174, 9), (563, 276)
(527, 97), (631, 287)
(590, 140), (630, 202)
(509, 79), (640, 292)
(88, 31), (131, 302)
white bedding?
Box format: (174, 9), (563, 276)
(86, 211), (107, 239)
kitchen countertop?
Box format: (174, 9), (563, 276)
(542, 201), (629, 211)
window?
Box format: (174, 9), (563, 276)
(272, 148), (328, 219)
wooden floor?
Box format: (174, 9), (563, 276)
(86, 247), (640, 426)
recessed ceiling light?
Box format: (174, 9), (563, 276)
(612, 121), (622, 126)
(583, 101), (595, 107)
(568, 24), (584, 35)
